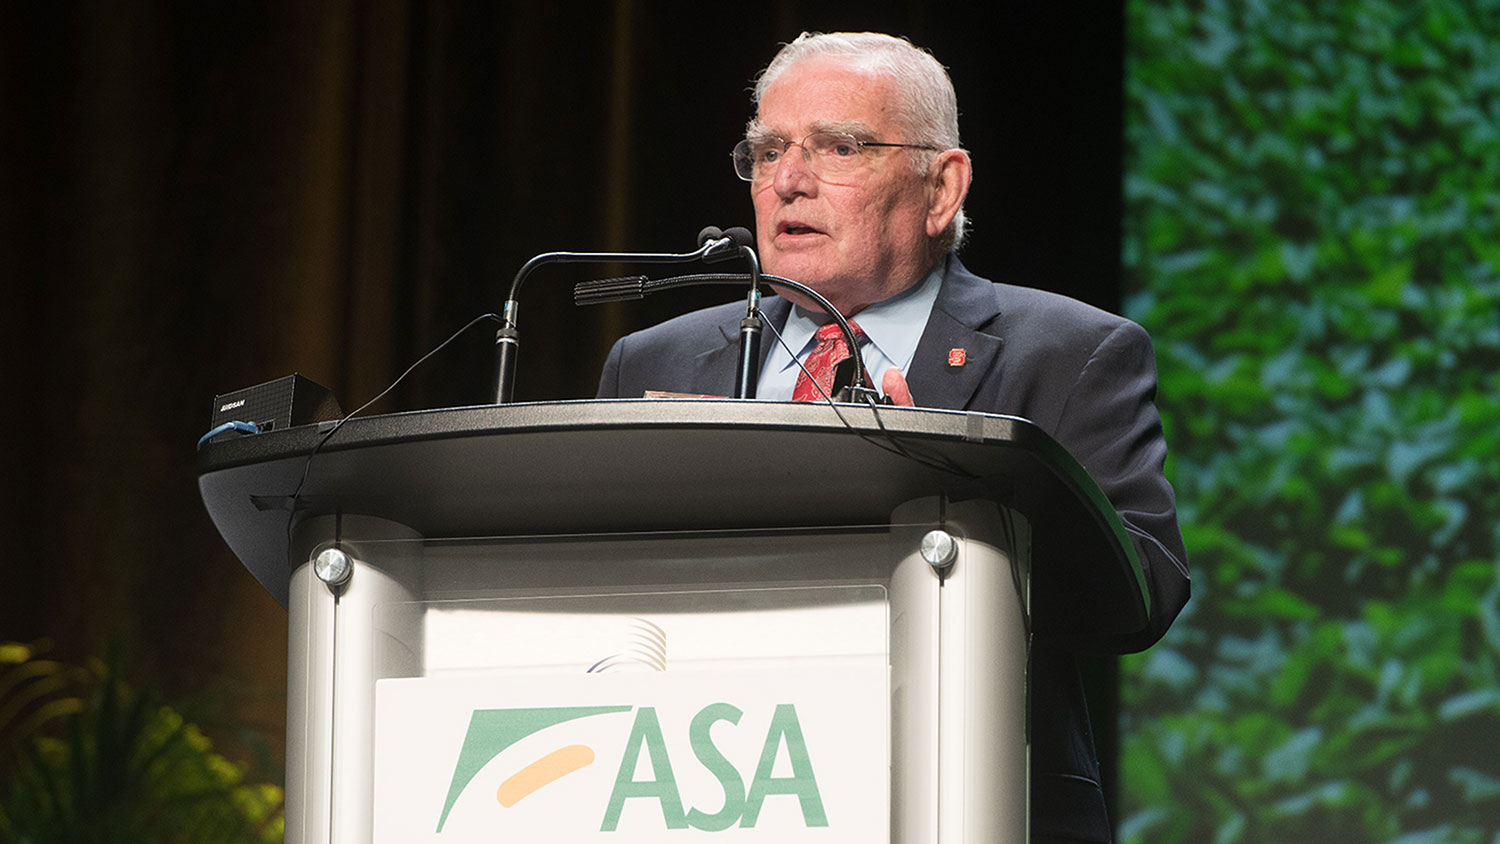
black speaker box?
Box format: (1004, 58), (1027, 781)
(209, 374), (343, 442)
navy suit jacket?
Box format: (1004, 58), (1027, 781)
(597, 257), (1190, 843)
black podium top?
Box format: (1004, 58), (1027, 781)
(197, 399), (1145, 628)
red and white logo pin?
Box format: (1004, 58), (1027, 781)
(947, 348), (967, 367)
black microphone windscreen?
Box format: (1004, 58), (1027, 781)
(723, 226), (755, 248)
(697, 226), (726, 247)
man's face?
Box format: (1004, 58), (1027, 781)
(751, 58), (938, 315)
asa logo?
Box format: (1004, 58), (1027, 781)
(435, 702), (828, 833)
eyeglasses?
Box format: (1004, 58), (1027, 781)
(732, 132), (940, 183)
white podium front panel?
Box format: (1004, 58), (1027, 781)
(370, 529), (891, 843)
(286, 500), (1029, 844)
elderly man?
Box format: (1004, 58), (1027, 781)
(598, 31), (1189, 844)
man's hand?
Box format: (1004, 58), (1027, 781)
(882, 367), (915, 407)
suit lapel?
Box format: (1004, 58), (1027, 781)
(686, 297), (791, 396)
(905, 258), (1005, 411)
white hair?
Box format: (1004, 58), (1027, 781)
(752, 32), (969, 250)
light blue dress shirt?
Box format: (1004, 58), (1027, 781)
(756, 265), (944, 401)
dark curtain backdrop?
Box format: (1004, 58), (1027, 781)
(0, 0), (1124, 787)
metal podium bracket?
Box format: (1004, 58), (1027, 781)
(312, 547), (353, 592)
(920, 529), (959, 572)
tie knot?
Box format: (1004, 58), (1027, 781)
(816, 320), (863, 343)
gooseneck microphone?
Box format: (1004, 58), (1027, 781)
(721, 226), (764, 400)
(492, 228), (752, 403)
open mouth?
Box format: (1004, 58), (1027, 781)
(779, 222), (822, 236)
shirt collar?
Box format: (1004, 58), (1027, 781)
(775, 264), (944, 371)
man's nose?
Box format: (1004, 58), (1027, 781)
(772, 143), (817, 197)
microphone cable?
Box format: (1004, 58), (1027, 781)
(281, 312), (502, 567)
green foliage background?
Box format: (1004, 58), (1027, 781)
(1121, 0), (1500, 841)
(0, 644), (283, 844)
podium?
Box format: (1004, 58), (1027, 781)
(198, 399), (1146, 843)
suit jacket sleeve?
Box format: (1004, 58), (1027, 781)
(1041, 318), (1189, 654)
(598, 336), (625, 398)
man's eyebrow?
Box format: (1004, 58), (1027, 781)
(809, 120), (878, 139)
(744, 120), (779, 143)
(744, 119), (878, 141)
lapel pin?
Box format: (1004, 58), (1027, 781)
(947, 348), (967, 368)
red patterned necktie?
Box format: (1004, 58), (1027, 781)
(792, 320), (865, 402)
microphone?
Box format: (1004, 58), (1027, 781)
(697, 226), (739, 264)
(721, 226), (755, 248)
(699, 226), (763, 400)
(722, 226), (764, 399)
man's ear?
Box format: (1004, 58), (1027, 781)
(925, 149), (973, 239)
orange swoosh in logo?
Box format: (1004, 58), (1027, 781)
(496, 744), (596, 807)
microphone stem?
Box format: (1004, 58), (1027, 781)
(733, 244), (764, 400)
(734, 287), (762, 399)
(492, 299), (519, 404)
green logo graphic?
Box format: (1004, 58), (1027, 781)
(437, 703), (828, 834)
(436, 706), (631, 832)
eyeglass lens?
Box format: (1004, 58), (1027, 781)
(734, 133), (867, 182)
